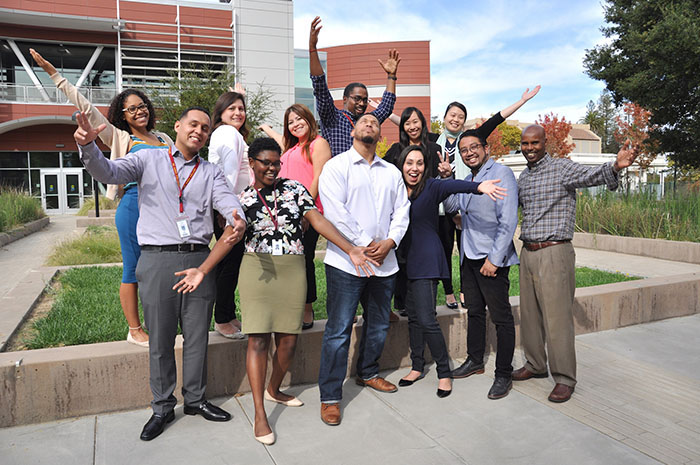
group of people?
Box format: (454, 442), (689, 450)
(31, 15), (640, 445)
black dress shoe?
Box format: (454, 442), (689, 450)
(487, 376), (513, 399)
(450, 359), (485, 379)
(140, 410), (175, 441)
(302, 320), (314, 330)
(436, 388), (452, 398)
(399, 309), (408, 317)
(183, 401), (231, 422)
(446, 301), (458, 310)
(398, 372), (425, 387)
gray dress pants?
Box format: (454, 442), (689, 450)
(136, 249), (215, 415)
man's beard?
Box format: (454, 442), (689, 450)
(359, 135), (377, 144)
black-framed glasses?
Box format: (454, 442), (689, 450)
(252, 158), (282, 168)
(122, 103), (149, 115)
(459, 143), (484, 155)
(349, 95), (368, 104)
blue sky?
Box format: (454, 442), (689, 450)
(293, 0), (610, 124)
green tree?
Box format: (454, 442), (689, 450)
(430, 116), (444, 134)
(499, 123), (522, 152)
(584, 0), (700, 167)
(152, 66), (279, 157)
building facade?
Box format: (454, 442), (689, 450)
(0, 0), (293, 214)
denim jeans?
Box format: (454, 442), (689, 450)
(405, 278), (451, 378)
(318, 265), (395, 403)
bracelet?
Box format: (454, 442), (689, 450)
(387, 75), (397, 80)
(309, 49), (317, 53)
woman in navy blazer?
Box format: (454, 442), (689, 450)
(395, 145), (506, 397)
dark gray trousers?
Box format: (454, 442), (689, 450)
(136, 249), (215, 415)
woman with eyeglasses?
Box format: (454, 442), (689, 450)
(208, 90), (252, 340)
(260, 103), (331, 330)
(30, 49), (173, 347)
(395, 145), (506, 398)
(230, 137), (376, 444)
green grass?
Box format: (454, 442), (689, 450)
(21, 258), (640, 349)
(46, 225), (122, 266)
(0, 187), (45, 233)
(576, 190), (700, 242)
(76, 196), (119, 216)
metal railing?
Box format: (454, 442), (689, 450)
(0, 83), (118, 105)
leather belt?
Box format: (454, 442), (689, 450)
(522, 240), (571, 252)
(141, 244), (209, 253)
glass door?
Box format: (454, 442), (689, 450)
(40, 169), (61, 213)
(39, 169), (84, 213)
(63, 171), (83, 212)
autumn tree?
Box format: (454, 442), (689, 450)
(473, 119), (508, 159)
(615, 102), (658, 170)
(584, 0), (700, 168)
(430, 116), (444, 134)
(500, 123), (522, 152)
(535, 113), (575, 157)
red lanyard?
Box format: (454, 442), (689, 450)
(254, 185), (278, 230)
(342, 112), (355, 128)
(167, 147), (200, 213)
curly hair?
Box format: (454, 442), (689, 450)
(248, 137), (282, 159)
(106, 89), (156, 133)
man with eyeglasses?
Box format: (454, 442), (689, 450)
(444, 130), (519, 400)
(309, 16), (400, 156)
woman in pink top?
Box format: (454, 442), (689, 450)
(262, 104), (331, 329)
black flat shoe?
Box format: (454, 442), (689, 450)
(302, 320), (314, 330)
(487, 376), (512, 400)
(450, 359), (485, 379)
(460, 300), (467, 309)
(399, 309), (408, 317)
(446, 301), (458, 310)
(398, 372), (425, 387)
(140, 410), (175, 441)
(436, 388), (452, 398)
(183, 401), (231, 422)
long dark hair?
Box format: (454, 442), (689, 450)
(107, 89), (156, 133)
(212, 91), (249, 141)
(398, 107), (429, 149)
(282, 103), (319, 162)
(397, 145), (428, 200)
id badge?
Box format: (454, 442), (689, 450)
(176, 215), (191, 239)
(272, 239), (283, 256)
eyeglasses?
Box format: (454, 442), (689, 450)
(122, 103), (149, 115)
(349, 95), (368, 104)
(252, 158), (282, 168)
(459, 143), (484, 155)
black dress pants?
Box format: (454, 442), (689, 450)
(213, 211), (245, 324)
(461, 257), (515, 378)
(302, 224), (319, 304)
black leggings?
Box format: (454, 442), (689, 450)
(437, 214), (461, 295)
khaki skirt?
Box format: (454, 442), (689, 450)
(239, 253), (307, 334)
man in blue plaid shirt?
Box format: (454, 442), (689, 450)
(513, 124), (639, 403)
(308, 16), (399, 156)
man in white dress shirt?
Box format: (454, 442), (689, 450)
(317, 113), (411, 426)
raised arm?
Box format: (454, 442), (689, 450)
(258, 124), (284, 147)
(500, 86), (541, 119)
(309, 137), (332, 199)
(308, 17), (337, 127)
(309, 16), (324, 76)
(378, 49), (401, 95)
(369, 99), (400, 126)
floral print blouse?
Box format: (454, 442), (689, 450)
(238, 178), (317, 254)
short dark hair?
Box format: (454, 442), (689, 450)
(397, 145), (428, 200)
(179, 106), (211, 121)
(343, 82), (367, 98)
(356, 112), (379, 124)
(107, 89), (156, 134)
(443, 101), (468, 120)
(458, 129), (487, 148)
(248, 137), (282, 159)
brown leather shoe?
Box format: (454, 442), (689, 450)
(355, 376), (398, 393)
(512, 366), (549, 381)
(548, 383), (575, 403)
(320, 403), (341, 426)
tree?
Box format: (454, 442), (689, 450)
(535, 113), (575, 157)
(430, 116), (444, 134)
(584, 0), (700, 168)
(474, 119), (508, 159)
(579, 90), (620, 153)
(615, 102), (659, 170)
(152, 66), (279, 157)
(500, 123), (522, 152)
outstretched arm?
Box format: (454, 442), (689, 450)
(258, 124), (284, 147)
(173, 224), (236, 293)
(309, 16), (324, 76)
(500, 86), (541, 119)
(369, 99), (400, 126)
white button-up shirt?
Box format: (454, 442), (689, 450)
(319, 146), (410, 277)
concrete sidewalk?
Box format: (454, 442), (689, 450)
(5, 315), (700, 464)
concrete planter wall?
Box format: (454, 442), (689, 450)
(0, 217), (49, 247)
(572, 232), (700, 265)
(1, 272), (698, 428)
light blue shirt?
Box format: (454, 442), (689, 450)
(445, 157), (519, 267)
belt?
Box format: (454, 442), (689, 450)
(522, 240), (571, 252)
(141, 244), (209, 253)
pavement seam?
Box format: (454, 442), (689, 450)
(364, 378), (472, 465)
(234, 395), (278, 465)
(92, 415), (97, 465)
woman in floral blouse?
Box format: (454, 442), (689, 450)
(230, 137), (376, 445)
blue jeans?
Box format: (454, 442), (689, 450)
(318, 265), (395, 403)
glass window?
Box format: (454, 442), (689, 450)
(61, 152), (81, 168)
(30, 169), (41, 196)
(29, 152), (60, 168)
(0, 152), (28, 168)
(0, 170), (30, 192)
(83, 170), (93, 196)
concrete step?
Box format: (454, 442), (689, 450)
(75, 217), (115, 228)
(87, 209), (116, 217)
